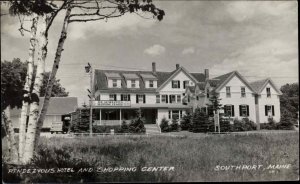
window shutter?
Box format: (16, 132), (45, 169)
(169, 95), (172, 103)
(136, 94), (138, 103)
(239, 105), (242, 116)
(265, 106), (268, 116)
(247, 105), (249, 116)
(272, 105), (275, 116)
(168, 110), (171, 119)
(172, 81), (174, 88)
(143, 95), (146, 103)
(232, 105), (235, 116)
(121, 94), (123, 101)
(114, 94), (117, 101)
(178, 81), (180, 88)
(180, 110), (182, 118)
(128, 94), (131, 101)
(183, 81), (186, 89)
(166, 95), (168, 103)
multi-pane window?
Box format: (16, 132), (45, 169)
(241, 87), (246, 97)
(172, 80), (180, 88)
(226, 86), (231, 98)
(161, 95), (168, 103)
(109, 94), (116, 101)
(149, 80), (154, 88)
(112, 79), (117, 87)
(183, 80), (189, 89)
(121, 94), (130, 101)
(170, 95), (176, 103)
(131, 80), (136, 88)
(239, 105), (249, 117)
(224, 105), (234, 117)
(266, 87), (271, 97)
(136, 94), (145, 103)
(171, 110), (180, 120)
(95, 95), (100, 101)
(265, 105), (275, 116)
(177, 95), (181, 103)
(156, 95), (160, 103)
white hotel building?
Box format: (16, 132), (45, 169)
(91, 62), (282, 127)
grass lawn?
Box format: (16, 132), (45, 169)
(2, 131), (299, 182)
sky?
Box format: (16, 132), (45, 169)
(1, 0), (298, 106)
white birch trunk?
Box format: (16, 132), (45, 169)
(22, 8), (72, 163)
(22, 15), (48, 164)
(18, 15), (39, 163)
(3, 106), (18, 163)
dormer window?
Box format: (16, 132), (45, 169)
(266, 87), (271, 97)
(112, 79), (117, 87)
(149, 80), (154, 88)
(226, 86), (231, 98)
(131, 80), (136, 88)
(241, 87), (246, 98)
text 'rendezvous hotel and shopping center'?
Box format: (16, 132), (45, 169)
(91, 62), (282, 127)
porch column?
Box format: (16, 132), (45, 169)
(99, 109), (102, 126)
(120, 109), (122, 125)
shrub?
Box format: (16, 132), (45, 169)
(242, 118), (256, 131)
(231, 118), (256, 132)
(170, 119), (180, 132)
(160, 118), (170, 132)
(219, 118), (231, 132)
(93, 125), (121, 133)
(277, 113), (295, 130)
(128, 118), (146, 133)
(232, 118), (245, 132)
(117, 121), (129, 133)
(180, 114), (192, 130)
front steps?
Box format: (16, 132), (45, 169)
(145, 124), (161, 134)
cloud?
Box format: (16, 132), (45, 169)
(144, 44), (166, 56)
(210, 39), (298, 86)
(182, 47), (195, 55)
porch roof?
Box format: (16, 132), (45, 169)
(92, 104), (191, 109)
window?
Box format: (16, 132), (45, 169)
(169, 95), (176, 103)
(196, 96), (199, 101)
(172, 80), (180, 88)
(131, 80), (136, 88)
(172, 110), (180, 120)
(149, 80), (154, 88)
(265, 105), (275, 116)
(183, 80), (189, 89)
(156, 95), (160, 103)
(109, 94), (116, 101)
(177, 95), (181, 103)
(224, 105), (234, 117)
(161, 95), (168, 103)
(95, 95), (100, 101)
(241, 87), (246, 98)
(226, 87), (231, 98)
(266, 87), (271, 97)
(239, 105), (249, 117)
(112, 79), (117, 87)
(121, 94), (130, 101)
(136, 94), (145, 104)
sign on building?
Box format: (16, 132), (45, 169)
(93, 100), (131, 107)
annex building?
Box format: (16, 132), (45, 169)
(91, 62), (281, 126)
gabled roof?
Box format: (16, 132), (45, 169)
(196, 82), (206, 90)
(104, 72), (122, 79)
(250, 78), (282, 95)
(157, 67), (202, 91)
(123, 73), (139, 79)
(213, 71), (256, 93)
(11, 97), (78, 117)
(94, 68), (205, 93)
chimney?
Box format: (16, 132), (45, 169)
(176, 64), (180, 70)
(204, 69), (209, 80)
(152, 62), (156, 74)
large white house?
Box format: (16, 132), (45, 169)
(92, 62), (282, 127)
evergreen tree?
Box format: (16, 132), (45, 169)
(180, 114), (192, 130)
(128, 118), (146, 133)
(190, 107), (212, 133)
(206, 91), (222, 114)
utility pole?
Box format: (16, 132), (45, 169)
(85, 63), (93, 137)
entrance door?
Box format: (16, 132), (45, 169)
(142, 109), (157, 124)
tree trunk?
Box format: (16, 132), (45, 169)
(22, 8), (72, 163)
(2, 106), (18, 163)
(19, 15), (39, 163)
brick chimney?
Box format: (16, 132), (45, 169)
(152, 62), (156, 74)
(176, 64), (180, 70)
(204, 69), (209, 80)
